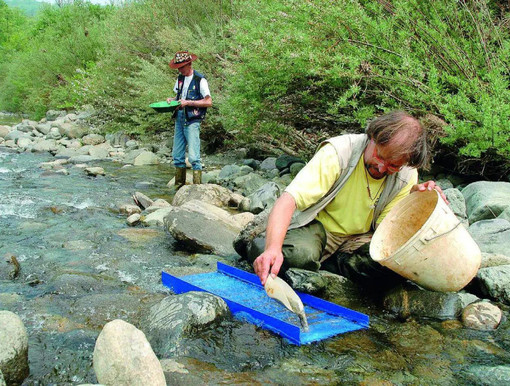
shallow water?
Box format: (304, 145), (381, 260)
(0, 147), (509, 385)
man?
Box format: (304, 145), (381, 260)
(167, 51), (213, 189)
(235, 111), (447, 287)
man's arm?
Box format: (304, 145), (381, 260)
(180, 95), (212, 108)
(253, 192), (297, 285)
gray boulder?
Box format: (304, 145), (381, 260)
(462, 365), (510, 385)
(233, 172), (269, 196)
(88, 143), (111, 159)
(260, 157), (277, 170)
(468, 219), (510, 257)
(46, 109), (66, 121)
(244, 182), (280, 214)
(32, 138), (58, 153)
(0, 311), (29, 385)
(462, 181), (510, 224)
(134, 151), (159, 166)
(143, 207), (173, 226)
(132, 191), (153, 210)
(163, 200), (248, 256)
(218, 164), (242, 180)
(35, 122), (51, 135)
(498, 206), (510, 222)
(60, 122), (88, 139)
(81, 134), (105, 146)
(285, 268), (327, 295)
(481, 252), (510, 268)
(0, 125), (10, 138)
(4, 130), (26, 142)
(476, 265), (510, 304)
(290, 162), (305, 177)
(436, 178), (454, 190)
(93, 319), (165, 386)
(172, 184), (243, 209)
(143, 292), (230, 357)
(383, 285), (478, 319)
(275, 154), (304, 171)
(444, 188), (468, 227)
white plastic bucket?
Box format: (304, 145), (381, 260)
(370, 189), (481, 292)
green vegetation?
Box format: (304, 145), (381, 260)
(0, 0), (509, 177)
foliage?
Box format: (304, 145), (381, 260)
(224, 0), (510, 166)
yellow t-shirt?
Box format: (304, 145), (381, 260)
(285, 143), (418, 236)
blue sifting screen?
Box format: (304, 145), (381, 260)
(162, 262), (369, 345)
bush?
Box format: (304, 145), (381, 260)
(224, 0), (510, 167)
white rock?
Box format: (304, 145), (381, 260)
(93, 319), (165, 386)
(0, 311), (29, 385)
(85, 167), (105, 176)
(127, 213), (141, 226)
(462, 302), (502, 330)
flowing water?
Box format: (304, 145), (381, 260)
(0, 146), (509, 385)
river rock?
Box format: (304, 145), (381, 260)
(0, 311), (29, 385)
(143, 292), (230, 357)
(275, 154), (304, 171)
(0, 254), (20, 280)
(233, 172), (269, 196)
(0, 125), (10, 138)
(462, 365), (510, 385)
(498, 206), (510, 222)
(134, 151), (159, 165)
(144, 199), (171, 213)
(260, 157), (277, 170)
(461, 301), (502, 330)
(81, 134), (105, 146)
(172, 183), (243, 209)
(119, 203), (142, 216)
(468, 219), (510, 257)
(17, 137), (33, 150)
(444, 188), (468, 226)
(163, 200), (243, 256)
(284, 268), (327, 294)
(132, 191), (153, 209)
(4, 130), (26, 142)
(290, 162), (305, 177)
(35, 122), (51, 135)
(481, 252), (510, 268)
(244, 181), (280, 214)
(127, 213), (141, 225)
(46, 109), (66, 121)
(383, 285), (479, 320)
(475, 265), (510, 304)
(218, 164), (242, 180)
(47, 127), (62, 139)
(85, 167), (105, 176)
(93, 319), (166, 386)
(88, 143), (111, 159)
(143, 207), (173, 226)
(106, 131), (131, 147)
(61, 122), (88, 139)
(32, 138), (58, 153)
(462, 181), (510, 224)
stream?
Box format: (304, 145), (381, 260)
(0, 114), (509, 384)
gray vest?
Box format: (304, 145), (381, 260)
(289, 134), (415, 231)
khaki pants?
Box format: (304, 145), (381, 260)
(239, 220), (404, 286)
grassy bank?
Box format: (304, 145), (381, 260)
(0, 0), (509, 178)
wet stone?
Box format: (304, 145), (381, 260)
(461, 302), (502, 330)
(284, 268), (327, 295)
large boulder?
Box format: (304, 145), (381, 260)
(32, 138), (58, 153)
(133, 151), (159, 166)
(444, 188), (468, 227)
(475, 265), (510, 305)
(0, 311), (29, 385)
(462, 365), (510, 385)
(81, 134), (105, 146)
(164, 200), (251, 256)
(143, 292), (230, 357)
(462, 181), (510, 224)
(232, 172), (269, 196)
(243, 182), (280, 214)
(0, 125), (10, 138)
(383, 285), (478, 320)
(88, 143), (111, 159)
(172, 184), (243, 209)
(93, 319), (166, 386)
(468, 219), (510, 257)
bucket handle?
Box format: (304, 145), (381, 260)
(423, 221), (462, 243)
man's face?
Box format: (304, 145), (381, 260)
(365, 139), (407, 179)
(178, 63), (193, 76)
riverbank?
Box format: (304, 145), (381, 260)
(1, 110), (510, 384)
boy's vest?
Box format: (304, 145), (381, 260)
(175, 70), (207, 122)
(289, 134), (416, 231)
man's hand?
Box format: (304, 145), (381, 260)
(166, 97), (175, 103)
(179, 99), (190, 107)
(411, 180), (449, 205)
(253, 248), (284, 285)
